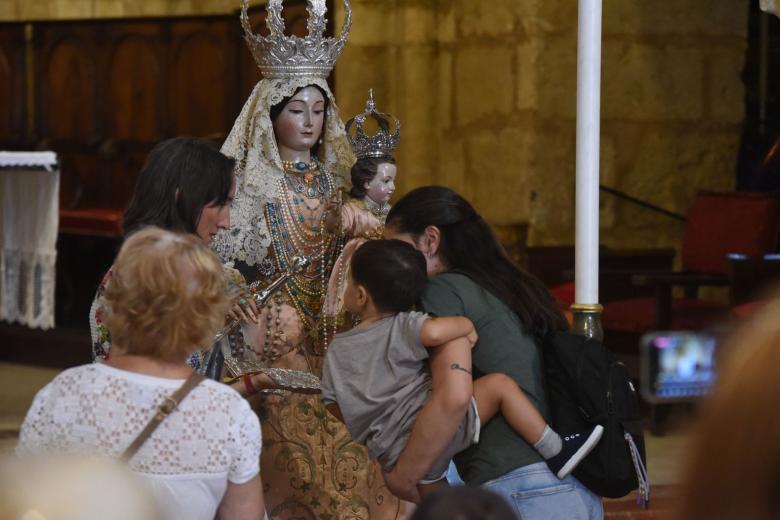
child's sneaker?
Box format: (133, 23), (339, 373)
(545, 425), (604, 479)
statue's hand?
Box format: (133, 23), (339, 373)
(323, 192), (343, 234)
(229, 291), (259, 323)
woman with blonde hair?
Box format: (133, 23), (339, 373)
(676, 297), (780, 520)
(18, 227), (265, 520)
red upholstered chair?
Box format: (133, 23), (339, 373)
(59, 208), (124, 238)
(602, 191), (780, 334)
(727, 254), (780, 319)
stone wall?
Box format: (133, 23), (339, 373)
(3, 0), (748, 253)
(0, 0), (238, 20)
(335, 0), (748, 254)
(335, 0), (538, 226)
(532, 1), (747, 250)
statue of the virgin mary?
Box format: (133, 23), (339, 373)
(213, 1), (408, 518)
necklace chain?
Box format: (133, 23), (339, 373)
(284, 166), (330, 199)
(264, 160), (346, 350)
(282, 159), (317, 173)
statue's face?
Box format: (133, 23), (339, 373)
(273, 86), (326, 153)
(365, 162), (396, 205)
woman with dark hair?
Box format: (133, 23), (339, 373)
(90, 137), (237, 362)
(383, 186), (603, 518)
(122, 137), (235, 239)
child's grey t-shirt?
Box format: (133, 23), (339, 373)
(321, 311), (431, 469)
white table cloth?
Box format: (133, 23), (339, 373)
(0, 151), (59, 329)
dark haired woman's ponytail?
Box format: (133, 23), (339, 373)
(387, 186), (568, 343)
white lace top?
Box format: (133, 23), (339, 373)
(17, 363), (261, 520)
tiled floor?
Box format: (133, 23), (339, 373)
(0, 362), (688, 517)
(604, 485), (677, 519)
(0, 362), (59, 452)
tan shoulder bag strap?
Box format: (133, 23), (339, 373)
(121, 372), (206, 462)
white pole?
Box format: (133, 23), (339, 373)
(574, 0), (602, 306)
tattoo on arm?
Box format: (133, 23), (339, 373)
(450, 363), (472, 375)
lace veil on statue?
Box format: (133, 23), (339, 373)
(213, 78), (354, 268)
(214, 0), (355, 268)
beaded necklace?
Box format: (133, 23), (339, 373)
(282, 159), (318, 172)
(285, 191), (325, 231)
(264, 161), (346, 350)
(285, 168), (331, 199)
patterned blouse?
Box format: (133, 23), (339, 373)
(89, 264), (245, 369)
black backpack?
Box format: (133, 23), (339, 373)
(542, 331), (649, 502)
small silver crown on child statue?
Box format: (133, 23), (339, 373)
(240, 0), (352, 79)
(345, 89), (401, 159)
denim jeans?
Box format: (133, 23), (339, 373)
(482, 462), (604, 520)
(446, 460), (465, 486)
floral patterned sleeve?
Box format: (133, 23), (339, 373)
(90, 263), (244, 369)
(89, 266), (114, 362)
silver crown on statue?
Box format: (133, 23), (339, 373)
(345, 90), (401, 159)
(240, 0), (351, 79)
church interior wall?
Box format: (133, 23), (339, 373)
(1, 0), (748, 256)
(335, 0), (748, 259)
(0, 0), (239, 20)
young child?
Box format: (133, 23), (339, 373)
(321, 239), (604, 497)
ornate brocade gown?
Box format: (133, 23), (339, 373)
(215, 74), (409, 519)
(239, 173), (405, 520)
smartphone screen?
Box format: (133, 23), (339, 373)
(640, 332), (717, 402)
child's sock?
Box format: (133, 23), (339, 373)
(533, 425), (562, 459)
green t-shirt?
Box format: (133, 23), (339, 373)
(421, 272), (547, 485)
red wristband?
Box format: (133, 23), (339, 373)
(243, 373), (258, 395)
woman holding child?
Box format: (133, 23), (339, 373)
(382, 186), (604, 519)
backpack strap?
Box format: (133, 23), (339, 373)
(121, 371), (205, 462)
(625, 432), (651, 508)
